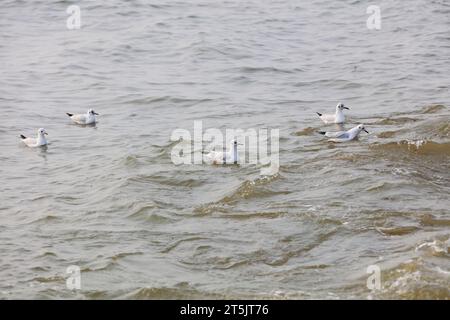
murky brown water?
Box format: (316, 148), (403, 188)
(0, 0), (449, 299)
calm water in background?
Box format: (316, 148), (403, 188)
(0, 0), (449, 299)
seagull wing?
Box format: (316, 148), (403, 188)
(319, 113), (336, 124)
(205, 151), (224, 164)
(335, 131), (350, 139)
(70, 114), (87, 124)
(22, 137), (37, 147)
(325, 130), (347, 138)
(328, 132), (353, 142)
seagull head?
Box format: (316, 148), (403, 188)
(38, 128), (48, 136)
(336, 103), (349, 111)
(356, 124), (369, 134)
(88, 109), (99, 116)
(230, 139), (242, 148)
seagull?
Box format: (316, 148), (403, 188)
(316, 103), (349, 124)
(319, 124), (369, 142)
(20, 128), (48, 147)
(205, 139), (241, 164)
(66, 109), (99, 125)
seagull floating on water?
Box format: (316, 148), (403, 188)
(319, 124), (369, 142)
(205, 139), (241, 165)
(316, 103), (349, 124)
(66, 109), (99, 125)
(20, 128), (48, 147)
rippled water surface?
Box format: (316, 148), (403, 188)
(1, 0), (449, 299)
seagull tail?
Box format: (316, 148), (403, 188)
(20, 134), (26, 139)
(316, 112), (322, 117)
(318, 131), (326, 135)
(66, 113), (73, 117)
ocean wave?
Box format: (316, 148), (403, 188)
(212, 210), (287, 220)
(374, 117), (419, 125)
(234, 66), (301, 74)
(121, 285), (225, 299)
(126, 203), (175, 223)
(370, 140), (450, 156)
(420, 214), (450, 227)
(415, 238), (449, 257)
(194, 174), (283, 215)
(82, 252), (143, 273)
(126, 173), (205, 188)
(294, 127), (317, 136)
(376, 130), (397, 138)
(374, 258), (450, 299)
(122, 96), (213, 106)
(377, 225), (420, 236)
(27, 215), (60, 224)
(421, 104), (447, 114)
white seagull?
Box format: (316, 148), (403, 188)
(66, 109), (99, 125)
(205, 139), (241, 164)
(316, 103), (349, 124)
(20, 128), (48, 147)
(319, 124), (369, 142)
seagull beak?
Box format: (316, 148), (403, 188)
(44, 132), (48, 135)
(343, 107), (349, 110)
(363, 129), (369, 133)
(94, 112), (99, 115)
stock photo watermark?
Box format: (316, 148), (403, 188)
(66, 265), (81, 290)
(170, 121), (280, 175)
(366, 5), (381, 30)
(366, 265), (382, 290)
(65, 5), (380, 31)
(66, 5), (81, 30)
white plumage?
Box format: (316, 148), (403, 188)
(205, 140), (240, 164)
(319, 124), (369, 142)
(316, 103), (349, 124)
(67, 109), (99, 125)
(20, 128), (48, 147)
